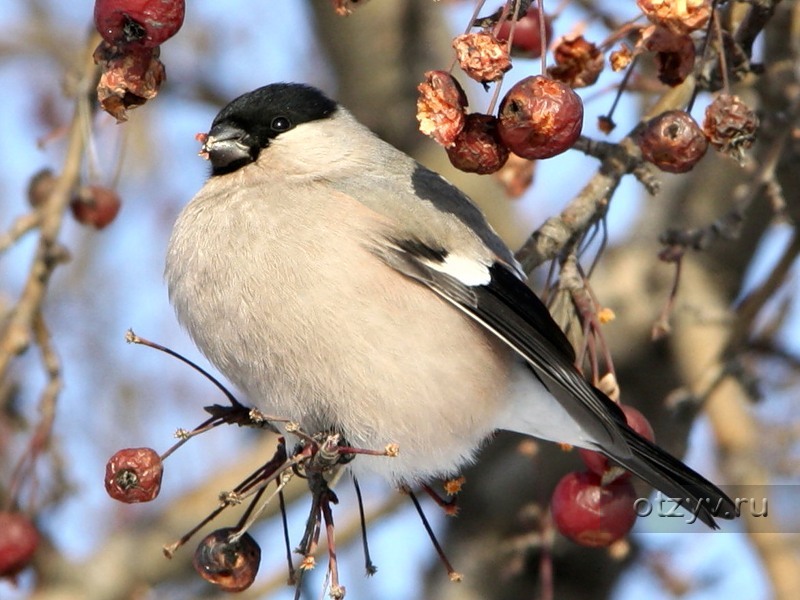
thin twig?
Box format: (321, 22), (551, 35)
(408, 491), (462, 582)
(353, 477), (378, 575)
(0, 212), (42, 254)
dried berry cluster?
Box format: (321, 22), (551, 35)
(416, 5), (584, 180)
(93, 0), (185, 121)
(419, 0), (760, 189)
(629, 0), (758, 171)
(636, 94), (759, 173)
(417, 66), (583, 176)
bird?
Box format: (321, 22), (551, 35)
(165, 82), (735, 528)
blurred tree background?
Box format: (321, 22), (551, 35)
(1, 1), (799, 599)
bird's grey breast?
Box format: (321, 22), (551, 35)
(165, 174), (395, 416)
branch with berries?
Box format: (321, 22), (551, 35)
(0, 33), (114, 581)
(407, 0), (785, 567)
(98, 331), (475, 596)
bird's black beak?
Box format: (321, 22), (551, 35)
(202, 123), (259, 175)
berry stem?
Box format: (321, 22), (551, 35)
(407, 490), (462, 581)
(538, 0), (548, 74)
(464, 0), (490, 35)
(602, 55), (638, 130)
(653, 249), (684, 340)
(320, 489), (343, 598)
(278, 488), (298, 584)
(125, 329), (244, 409)
(353, 477), (378, 576)
(231, 467), (297, 539)
(159, 416), (217, 461)
(688, 0), (724, 113)
(421, 482), (460, 515)
(712, 8), (730, 94)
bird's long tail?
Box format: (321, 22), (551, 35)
(607, 425), (736, 529)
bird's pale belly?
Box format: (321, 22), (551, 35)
(226, 268), (510, 483)
(167, 191), (512, 483)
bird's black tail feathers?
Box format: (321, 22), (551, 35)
(608, 426), (736, 529)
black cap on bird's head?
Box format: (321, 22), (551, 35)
(200, 83), (338, 176)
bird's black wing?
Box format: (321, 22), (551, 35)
(376, 237), (630, 452)
(374, 238), (736, 528)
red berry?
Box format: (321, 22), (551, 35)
(496, 7), (553, 58)
(580, 405), (656, 478)
(0, 512), (39, 578)
(620, 405), (655, 442)
(637, 110), (708, 173)
(70, 185), (121, 229)
(578, 446), (611, 479)
(446, 113), (509, 174)
(105, 447), (163, 503)
(497, 76), (584, 159)
(193, 528), (261, 592)
(551, 471), (637, 547)
(94, 0), (185, 48)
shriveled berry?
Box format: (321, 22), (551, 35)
(637, 0), (711, 36)
(497, 76), (584, 159)
(446, 113), (509, 174)
(71, 185), (122, 229)
(193, 528), (261, 592)
(417, 70), (468, 148)
(609, 44), (634, 72)
(580, 405), (656, 480)
(93, 42), (166, 123)
(27, 168), (56, 208)
(105, 447), (163, 503)
(637, 110), (708, 173)
(94, 0), (186, 48)
(496, 7), (552, 59)
(597, 115), (616, 134)
(0, 512), (39, 578)
(551, 471), (637, 547)
(547, 35), (604, 88)
(642, 26), (696, 86)
(452, 32), (512, 83)
(703, 94), (759, 163)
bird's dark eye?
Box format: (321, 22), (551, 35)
(270, 116), (292, 132)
